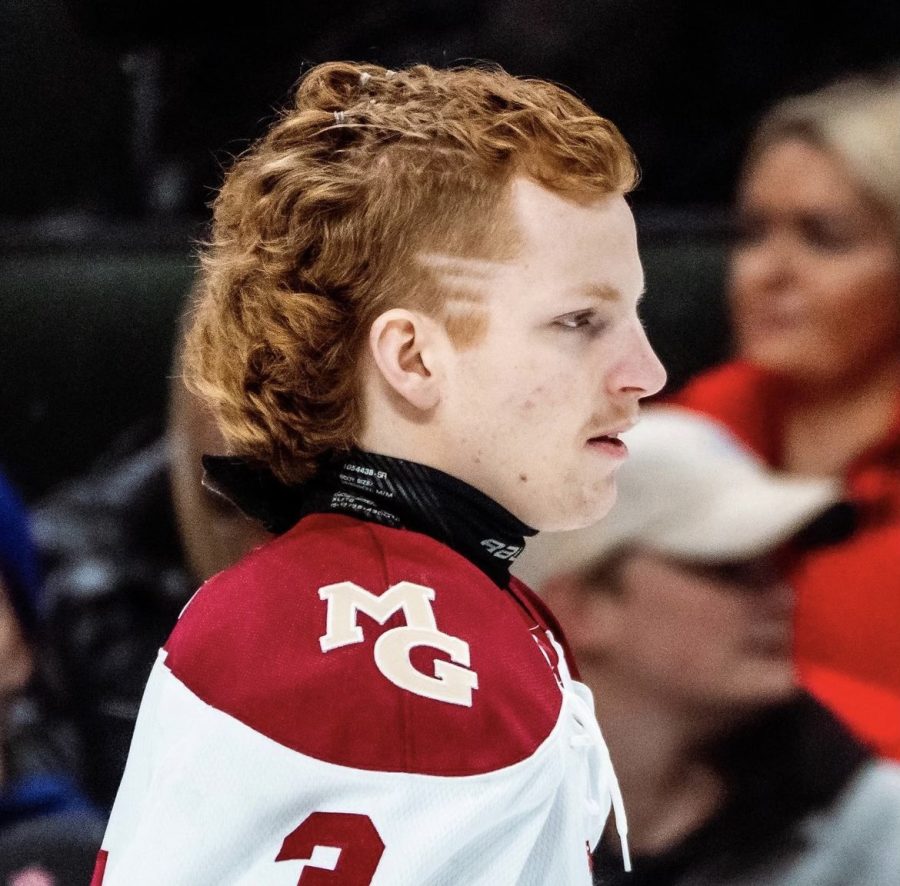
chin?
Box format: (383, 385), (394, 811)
(730, 668), (799, 710)
(742, 341), (827, 382)
(531, 480), (618, 533)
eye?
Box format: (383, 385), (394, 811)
(554, 309), (605, 331)
(732, 213), (767, 247)
(799, 215), (860, 252)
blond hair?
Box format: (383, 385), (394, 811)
(748, 70), (900, 245)
(185, 61), (638, 484)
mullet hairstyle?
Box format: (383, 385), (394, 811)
(185, 61), (638, 484)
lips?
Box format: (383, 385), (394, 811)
(587, 434), (628, 458)
(586, 417), (638, 448)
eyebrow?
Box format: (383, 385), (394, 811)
(566, 282), (646, 306)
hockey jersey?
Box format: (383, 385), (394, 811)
(92, 487), (627, 883)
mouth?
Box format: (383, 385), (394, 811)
(585, 418), (637, 459)
(586, 433), (629, 459)
(744, 301), (807, 333)
(746, 622), (793, 656)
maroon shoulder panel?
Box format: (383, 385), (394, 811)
(507, 575), (582, 683)
(164, 514), (563, 776)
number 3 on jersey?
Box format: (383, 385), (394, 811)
(278, 812), (385, 884)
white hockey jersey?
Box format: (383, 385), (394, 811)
(92, 513), (627, 884)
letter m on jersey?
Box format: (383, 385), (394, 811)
(318, 581), (479, 707)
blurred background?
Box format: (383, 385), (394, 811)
(4, 0), (900, 500)
(3, 6), (900, 881)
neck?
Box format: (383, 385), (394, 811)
(303, 450), (536, 587)
(781, 354), (900, 475)
(201, 448), (537, 587)
(586, 665), (731, 855)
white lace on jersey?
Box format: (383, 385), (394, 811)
(548, 631), (631, 871)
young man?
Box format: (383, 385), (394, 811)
(93, 61), (665, 884)
(515, 409), (900, 885)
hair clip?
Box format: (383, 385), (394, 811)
(334, 110), (347, 124)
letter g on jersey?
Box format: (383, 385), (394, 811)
(318, 581), (479, 706)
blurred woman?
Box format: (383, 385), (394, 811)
(672, 72), (900, 758)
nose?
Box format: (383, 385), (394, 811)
(744, 578), (794, 624)
(614, 320), (667, 398)
(732, 227), (798, 297)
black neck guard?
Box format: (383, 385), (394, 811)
(202, 450), (536, 588)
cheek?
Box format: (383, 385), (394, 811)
(729, 250), (763, 303)
(515, 376), (573, 417)
(457, 343), (539, 398)
(822, 260), (900, 322)
(617, 625), (712, 693)
(465, 347), (580, 428)
(631, 598), (741, 667)
(814, 264), (900, 356)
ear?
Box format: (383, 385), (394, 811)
(542, 573), (622, 658)
(368, 309), (443, 411)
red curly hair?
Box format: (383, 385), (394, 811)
(185, 61), (638, 484)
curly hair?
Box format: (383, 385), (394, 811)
(184, 61), (638, 484)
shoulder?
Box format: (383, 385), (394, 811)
(797, 761), (900, 879)
(163, 514), (563, 776)
(838, 761), (900, 818)
(798, 760), (900, 849)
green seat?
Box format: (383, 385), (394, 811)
(1, 250), (195, 500)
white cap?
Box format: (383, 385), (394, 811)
(514, 407), (842, 589)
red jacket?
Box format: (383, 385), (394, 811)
(671, 361), (900, 760)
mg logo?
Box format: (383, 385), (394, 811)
(318, 581), (479, 707)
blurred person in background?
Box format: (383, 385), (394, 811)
(33, 332), (271, 809)
(0, 469), (105, 885)
(515, 409), (900, 885)
(672, 71), (900, 758)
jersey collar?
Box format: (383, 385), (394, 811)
(202, 450), (536, 587)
